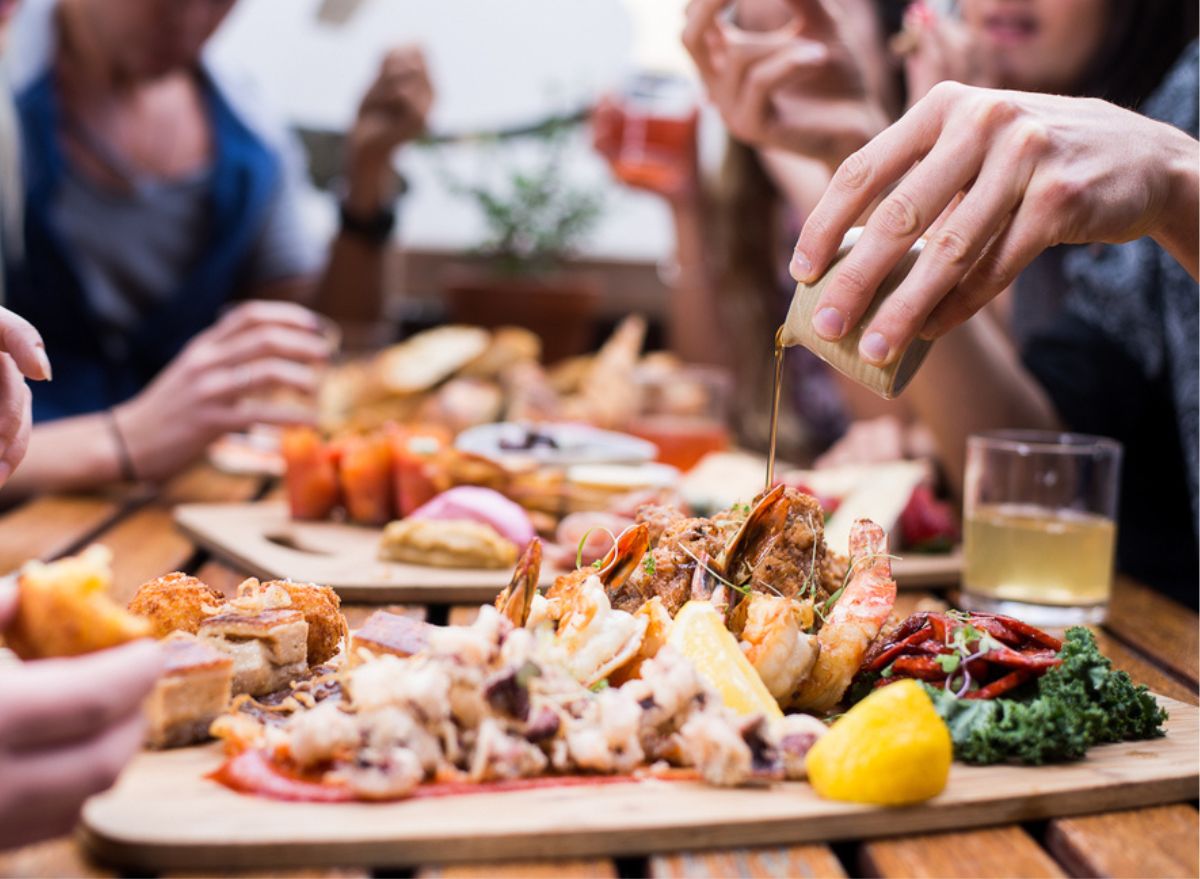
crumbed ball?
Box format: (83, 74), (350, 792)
(129, 572), (226, 639)
(263, 580), (348, 665)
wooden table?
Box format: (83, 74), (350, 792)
(0, 463), (1196, 879)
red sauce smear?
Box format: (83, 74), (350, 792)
(210, 749), (698, 803)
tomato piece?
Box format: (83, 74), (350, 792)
(339, 433), (395, 526)
(209, 749), (354, 802)
(281, 427), (340, 520)
(389, 425), (450, 517)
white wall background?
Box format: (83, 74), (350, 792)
(207, 0), (701, 263)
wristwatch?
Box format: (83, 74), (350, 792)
(339, 200), (397, 245)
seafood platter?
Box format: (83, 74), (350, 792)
(3, 485), (1192, 869)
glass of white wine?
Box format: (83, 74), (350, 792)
(961, 430), (1122, 626)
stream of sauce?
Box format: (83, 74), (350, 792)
(765, 326), (785, 491)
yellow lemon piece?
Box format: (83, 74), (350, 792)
(805, 679), (951, 805)
(667, 600), (783, 719)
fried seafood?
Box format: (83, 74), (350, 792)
(129, 572), (227, 639)
(499, 487), (893, 714)
(212, 605), (826, 801)
(790, 520), (898, 712)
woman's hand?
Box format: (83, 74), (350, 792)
(113, 301), (333, 481)
(0, 308), (52, 485)
(344, 46), (434, 215)
(790, 83), (1200, 367)
(681, 0), (889, 168)
(899, 2), (992, 106)
(591, 96), (701, 203)
(0, 584), (163, 850)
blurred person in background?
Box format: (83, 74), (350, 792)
(0, 0), (164, 850)
(686, 0), (1199, 601)
(0, 0), (433, 495)
(595, 0), (908, 462)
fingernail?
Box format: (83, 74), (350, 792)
(812, 307), (847, 340)
(790, 250), (814, 282)
(34, 347), (52, 382)
(859, 332), (891, 365)
(790, 251), (814, 283)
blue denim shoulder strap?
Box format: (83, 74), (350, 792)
(12, 69), (281, 421)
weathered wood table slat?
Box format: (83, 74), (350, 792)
(0, 474), (1195, 879)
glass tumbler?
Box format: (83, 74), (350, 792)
(961, 430), (1122, 626)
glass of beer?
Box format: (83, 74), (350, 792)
(961, 430), (1122, 625)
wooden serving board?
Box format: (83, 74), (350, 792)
(174, 502), (562, 603)
(175, 501), (960, 601)
(82, 697), (1197, 871)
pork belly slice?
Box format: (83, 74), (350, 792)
(349, 611), (429, 666)
(145, 632), (234, 749)
(199, 608), (309, 696)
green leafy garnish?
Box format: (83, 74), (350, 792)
(918, 628), (1167, 765)
(643, 554), (656, 576)
(589, 678), (609, 692)
(575, 526), (617, 571)
(935, 653), (961, 674)
(880, 664), (894, 679)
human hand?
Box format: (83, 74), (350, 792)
(0, 308), (52, 485)
(345, 45), (434, 214)
(591, 95), (700, 202)
(681, 0), (889, 168)
(0, 581), (164, 850)
(114, 301), (333, 481)
(899, 2), (991, 106)
(790, 83), (1200, 367)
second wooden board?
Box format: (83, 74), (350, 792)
(174, 501), (962, 603)
(82, 696), (1198, 871)
(173, 501), (561, 603)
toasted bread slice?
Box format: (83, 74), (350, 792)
(129, 572), (226, 639)
(375, 326), (490, 395)
(350, 610), (429, 665)
(145, 632), (234, 749)
(6, 545), (151, 660)
(199, 609), (308, 697)
(379, 518), (517, 569)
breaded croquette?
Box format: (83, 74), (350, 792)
(129, 572), (226, 639)
(263, 580), (347, 665)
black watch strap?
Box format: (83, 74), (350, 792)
(339, 201), (397, 244)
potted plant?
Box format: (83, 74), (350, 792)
(436, 118), (605, 363)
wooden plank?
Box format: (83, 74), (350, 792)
(93, 465), (265, 604)
(1107, 577), (1199, 685)
(1045, 804), (1199, 879)
(174, 501), (553, 604)
(417, 859), (617, 878)
(0, 495), (129, 574)
(859, 827), (1064, 878)
(650, 846), (846, 878)
(0, 836), (114, 878)
(162, 870), (368, 878)
(78, 696), (1198, 872)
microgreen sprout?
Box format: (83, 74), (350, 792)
(575, 526), (618, 572)
(643, 554), (656, 576)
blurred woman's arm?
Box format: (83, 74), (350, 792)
(2, 302), (330, 497)
(312, 47), (434, 326)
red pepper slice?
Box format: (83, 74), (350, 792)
(965, 669), (1035, 699)
(209, 749), (355, 803)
